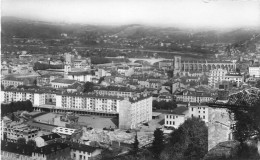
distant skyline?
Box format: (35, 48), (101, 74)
(2, 0), (260, 29)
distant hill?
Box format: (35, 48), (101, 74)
(2, 16), (260, 44)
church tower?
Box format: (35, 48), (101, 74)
(173, 56), (181, 76)
(64, 62), (71, 78)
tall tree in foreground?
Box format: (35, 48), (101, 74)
(160, 117), (208, 160)
(27, 139), (36, 147)
(83, 82), (94, 93)
(152, 128), (164, 158)
(17, 137), (26, 145)
(132, 132), (139, 156)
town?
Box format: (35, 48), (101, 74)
(1, 1), (260, 160)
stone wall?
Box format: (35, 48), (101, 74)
(208, 107), (233, 151)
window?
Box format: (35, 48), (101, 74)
(166, 121), (168, 125)
(192, 108), (193, 111)
(203, 116), (205, 119)
(74, 153), (76, 158)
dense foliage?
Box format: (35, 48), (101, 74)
(1, 100), (33, 116)
(83, 82), (94, 93)
(33, 62), (63, 70)
(152, 128), (164, 158)
(160, 117), (208, 160)
(90, 56), (111, 64)
(153, 100), (177, 110)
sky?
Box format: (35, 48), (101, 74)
(2, 0), (260, 28)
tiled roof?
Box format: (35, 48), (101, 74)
(34, 142), (69, 155)
(51, 78), (77, 84)
(41, 133), (61, 141)
(68, 142), (99, 153)
(1, 141), (34, 156)
(166, 106), (188, 115)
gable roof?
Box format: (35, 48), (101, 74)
(41, 133), (61, 141)
(51, 78), (77, 84)
(166, 106), (188, 115)
(68, 142), (99, 153)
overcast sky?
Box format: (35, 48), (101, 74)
(2, 0), (260, 28)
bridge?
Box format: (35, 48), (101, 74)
(128, 58), (169, 65)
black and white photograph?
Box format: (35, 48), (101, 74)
(1, 0), (260, 159)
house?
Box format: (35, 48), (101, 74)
(35, 133), (62, 147)
(157, 92), (172, 102)
(164, 106), (189, 129)
(3, 123), (39, 143)
(66, 82), (83, 93)
(67, 71), (94, 82)
(51, 78), (78, 88)
(32, 142), (71, 160)
(2, 77), (28, 88)
(172, 81), (188, 94)
(69, 142), (102, 160)
(52, 127), (81, 138)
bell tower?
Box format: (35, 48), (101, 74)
(173, 56), (181, 76)
(64, 62), (71, 78)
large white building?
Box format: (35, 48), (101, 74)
(249, 66), (260, 78)
(175, 90), (213, 103)
(165, 103), (209, 129)
(208, 69), (228, 88)
(1, 88), (152, 129)
(224, 72), (244, 86)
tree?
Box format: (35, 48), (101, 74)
(17, 137), (26, 145)
(255, 80), (260, 88)
(132, 133), (139, 155)
(27, 139), (36, 147)
(162, 117), (208, 160)
(152, 128), (164, 158)
(83, 82), (94, 93)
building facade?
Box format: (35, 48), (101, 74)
(208, 69), (228, 88)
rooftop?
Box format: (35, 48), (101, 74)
(166, 106), (188, 115)
(51, 78), (78, 84)
(34, 142), (69, 155)
(41, 133), (61, 141)
(68, 142), (99, 153)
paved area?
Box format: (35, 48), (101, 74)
(78, 115), (118, 129)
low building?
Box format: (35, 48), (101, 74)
(35, 133), (62, 147)
(3, 123), (39, 143)
(2, 77), (27, 88)
(52, 127), (81, 138)
(70, 142), (102, 160)
(208, 69), (228, 88)
(164, 106), (189, 128)
(249, 66), (260, 78)
(51, 78), (78, 88)
(224, 72), (244, 86)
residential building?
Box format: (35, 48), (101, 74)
(165, 103), (209, 129)
(189, 103), (209, 123)
(35, 133), (62, 147)
(67, 71), (94, 82)
(51, 78), (78, 88)
(70, 142), (102, 160)
(175, 90), (213, 103)
(3, 123), (39, 143)
(249, 66), (260, 78)
(164, 106), (189, 128)
(93, 86), (137, 98)
(208, 69), (228, 88)
(2, 77), (27, 88)
(224, 72), (244, 86)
